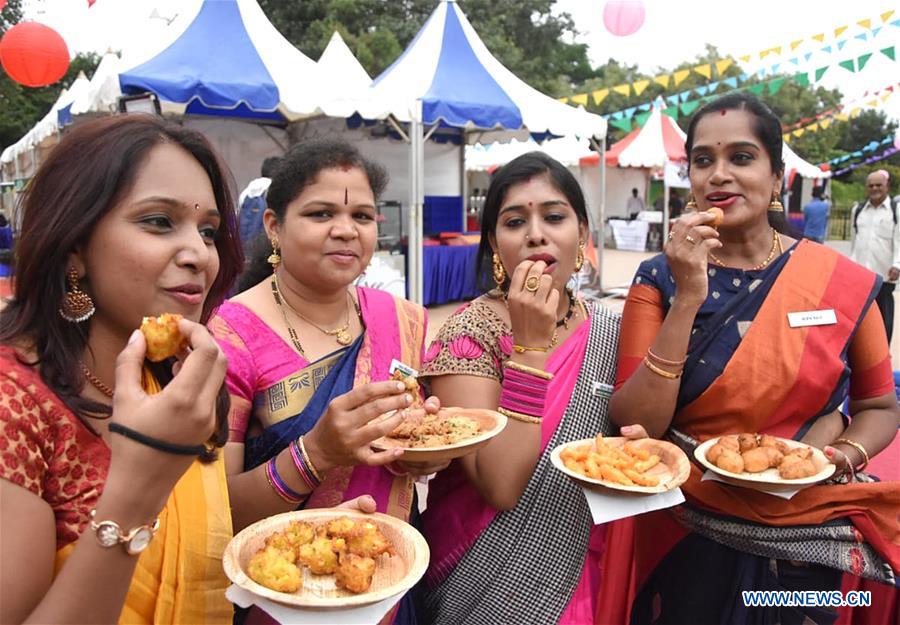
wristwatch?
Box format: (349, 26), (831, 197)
(90, 509), (160, 555)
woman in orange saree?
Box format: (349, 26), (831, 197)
(607, 93), (899, 625)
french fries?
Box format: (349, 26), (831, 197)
(560, 436), (661, 487)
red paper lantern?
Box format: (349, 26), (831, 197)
(603, 1), (646, 37)
(0, 22), (70, 87)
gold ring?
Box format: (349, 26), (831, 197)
(524, 275), (541, 292)
(685, 235), (696, 244)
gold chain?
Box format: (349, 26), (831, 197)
(270, 277), (307, 357)
(82, 363), (114, 398)
(708, 228), (782, 271)
(272, 275), (358, 347)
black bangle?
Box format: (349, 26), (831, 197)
(109, 423), (207, 456)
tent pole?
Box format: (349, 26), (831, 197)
(598, 136), (607, 294)
(461, 129), (468, 232)
(662, 175), (670, 249)
(408, 102), (425, 305)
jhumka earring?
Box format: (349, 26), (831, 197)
(574, 241), (585, 272)
(492, 252), (506, 287)
(267, 239), (281, 270)
(59, 267), (95, 323)
(768, 192), (785, 213)
(685, 195), (698, 211)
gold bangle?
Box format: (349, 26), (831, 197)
(504, 360), (554, 380)
(832, 438), (870, 470)
(642, 357), (682, 380)
(298, 436), (323, 482)
(646, 348), (687, 367)
(497, 407), (543, 424)
(513, 344), (550, 354)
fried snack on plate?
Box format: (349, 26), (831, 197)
(140, 313), (188, 362)
(298, 533), (346, 575)
(718, 435), (740, 452)
(345, 520), (395, 559)
(707, 207), (724, 227)
(715, 448), (744, 473)
(248, 546), (302, 593)
(561, 435), (662, 487)
(705, 443), (726, 465)
(737, 433), (758, 452)
(759, 434), (791, 455)
(762, 446), (785, 468)
(335, 553), (378, 594)
(779, 458), (817, 479)
(391, 369), (422, 408)
(741, 447), (771, 473)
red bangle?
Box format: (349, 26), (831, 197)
(647, 348), (687, 368)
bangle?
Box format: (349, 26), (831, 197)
(109, 423), (208, 456)
(290, 438), (321, 490)
(832, 438), (870, 470)
(647, 348), (687, 367)
(298, 436), (323, 483)
(265, 458), (306, 505)
(513, 344), (550, 354)
(504, 360), (554, 380)
(642, 357), (682, 380)
(497, 407), (543, 424)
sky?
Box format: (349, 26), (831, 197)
(20, 0), (900, 126)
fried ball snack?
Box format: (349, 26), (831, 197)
(718, 436), (740, 452)
(248, 546), (303, 593)
(705, 443), (726, 465)
(779, 458), (817, 479)
(762, 445), (785, 468)
(560, 435), (661, 488)
(335, 553), (377, 594)
(140, 313), (188, 362)
(715, 449), (745, 474)
(298, 534), (346, 575)
(738, 433), (758, 453)
(759, 434), (790, 455)
(391, 369), (422, 407)
(740, 447), (771, 473)
(346, 520), (395, 559)
(707, 207), (724, 227)
(325, 516), (358, 539)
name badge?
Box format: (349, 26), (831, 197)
(592, 381), (614, 397)
(787, 309), (837, 328)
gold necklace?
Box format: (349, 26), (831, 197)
(82, 363), (114, 398)
(270, 277), (306, 356)
(272, 275), (357, 346)
(708, 228), (782, 271)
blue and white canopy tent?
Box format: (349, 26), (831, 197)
(326, 0), (607, 302)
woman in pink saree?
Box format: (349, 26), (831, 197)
(418, 153), (636, 624)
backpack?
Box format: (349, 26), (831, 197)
(238, 192), (268, 248)
(852, 196), (899, 233)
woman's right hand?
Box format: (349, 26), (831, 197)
(506, 259), (559, 351)
(104, 319), (228, 515)
(664, 211), (721, 307)
(303, 381), (414, 473)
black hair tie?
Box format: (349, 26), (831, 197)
(109, 423), (208, 456)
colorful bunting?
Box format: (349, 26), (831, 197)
(680, 101), (700, 116)
(857, 18), (871, 29)
(613, 84), (631, 97)
(653, 75), (670, 88)
(857, 52), (873, 71)
(694, 64), (712, 79)
(634, 111), (652, 127)
(632, 79), (650, 96)
(768, 77), (785, 95)
(571, 94), (588, 106)
(715, 58), (733, 75)
(882, 46), (896, 61)
(609, 118), (633, 132)
(747, 83), (766, 95)
(812, 33), (825, 42)
(672, 69), (690, 86)
(834, 25), (848, 37)
(793, 73), (810, 87)
(881, 10), (895, 23)
(815, 66), (829, 81)
(838, 59), (856, 72)
(790, 39), (804, 51)
(592, 88), (609, 105)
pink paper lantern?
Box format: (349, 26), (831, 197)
(603, 1), (646, 37)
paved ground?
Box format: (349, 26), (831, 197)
(425, 240), (900, 368)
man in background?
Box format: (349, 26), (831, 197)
(238, 156), (283, 251)
(626, 187), (645, 219)
(802, 186), (830, 243)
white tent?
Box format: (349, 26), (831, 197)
(69, 51), (123, 116)
(783, 142), (831, 180)
(316, 32), (371, 98)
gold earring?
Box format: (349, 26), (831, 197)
(267, 239), (281, 270)
(685, 195), (698, 210)
(492, 252), (506, 287)
(768, 192), (784, 212)
(575, 242), (585, 272)
(59, 267), (95, 323)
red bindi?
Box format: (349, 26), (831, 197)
(720, 110), (727, 116)
(340, 164), (351, 172)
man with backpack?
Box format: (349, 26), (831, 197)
(850, 170), (899, 343)
(238, 156), (283, 251)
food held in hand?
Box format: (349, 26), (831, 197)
(706, 433), (819, 479)
(388, 410), (481, 448)
(391, 369), (422, 408)
(140, 313), (187, 362)
(707, 206), (724, 227)
(560, 435), (661, 487)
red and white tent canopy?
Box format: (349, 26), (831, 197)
(580, 106), (686, 169)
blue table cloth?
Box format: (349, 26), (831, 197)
(422, 244), (482, 306)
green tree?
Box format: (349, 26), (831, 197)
(259, 0), (594, 94)
(0, 0), (100, 149)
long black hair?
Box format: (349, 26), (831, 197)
(685, 92), (790, 234)
(237, 137), (389, 292)
(476, 151), (589, 291)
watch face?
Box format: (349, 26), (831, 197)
(96, 522), (121, 548)
(127, 527), (154, 555)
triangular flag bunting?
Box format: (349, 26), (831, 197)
(882, 93), (892, 102)
(872, 27), (882, 37)
(837, 40), (848, 50)
(850, 107), (861, 117)
(715, 59), (733, 76)
(858, 52), (873, 71)
(694, 64), (712, 79)
(624, 106), (637, 118)
(773, 46), (782, 56)
(613, 84), (631, 97)
(638, 103), (652, 111)
(770, 63), (780, 74)
(822, 45), (832, 53)
(867, 99), (878, 106)
(881, 10), (895, 23)
(783, 133), (792, 142)
(723, 77), (739, 89)
(804, 52), (813, 61)
(695, 85), (709, 96)
(768, 77), (786, 95)
(835, 113), (849, 121)
(756, 68), (767, 78)
(858, 19), (871, 29)
(739, 72), (751, 82)
(632, 79), (650, 96)
(610, 118), (633, 132)
(557, 97), (569, 104)
(808, 123), (819, 131)
(793, 128), (804, 137)
(592, 88), (609, 105)
(881, 46), (896, 61)
(760, 49), (771, 59)
(680, 91), (692, 102)
(739, 54), (751, 64)
(747, 83), (766, 95)
(680, 101), (700, 116)
(834, 25), (848, 37)
(855, 33), (868, 42)
(664, 106), (679, 120)
(793, 73), (810, 87)
(891, 19), (900, 28)
(790, 39), (804, 51)
(838, 59), (856, 72)
(653, 74), (671, 88)
(667, 94), (680, 106)
(789, 57), (800, 66)
(612, 110), (624, 120)
(673, 69), (691, 86)
(635, 111), (652, 127)
(815, 66), (829, 81)
(708, 81), (720, 92)
(571, 94), (588, 106)
(812, 33), (825, 42)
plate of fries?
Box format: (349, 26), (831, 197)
(551, 435), (690, 494)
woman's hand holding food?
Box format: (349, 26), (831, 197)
(303, 381), (415, 472)
(665, 211), (722, 308)
(505, 260), (559, 362)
